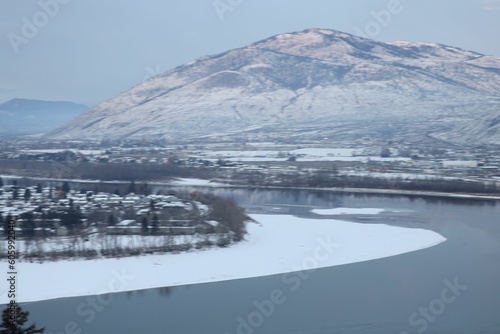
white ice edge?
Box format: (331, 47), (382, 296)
(312, 207), (385, 215)
(169, 178), (228, 186)
(0, 214), (446, 304)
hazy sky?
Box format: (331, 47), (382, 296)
(1, 0), (499, 107)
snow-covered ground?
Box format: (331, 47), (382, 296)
(169, 178), (228, 187)
(0, 213), (445, 304)
(194, 148), (411, 163)
(220, 156), (409, 162)
(339, 171), (459, 180)
(291, 148), (362, 157)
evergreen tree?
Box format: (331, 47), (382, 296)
(4, 214), (13, 237)
(0, 177), (3, 187)
(23, 189), (31, 202)
(151, 214), (159, 235)
(46, 210), (58, 221)
(36, 183), (42, 194)
(12, 188), (19, 200)
(61, 182), (70, 194)
(141, 217), (148, 235)
(0, 303), (45, 333)
(60, 204), (84, 233)
(44, 211), (57, 234)
(20, 212), (35, 239)
(128, 180), (136, 194)
(381, 147), (391, 158)
(0, 213), (4, 237)
(107, 214), (116, 226)
(40, 212), (51, 238)
(142, 182), (149, 195)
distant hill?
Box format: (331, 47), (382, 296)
(0, 98), (88, 135)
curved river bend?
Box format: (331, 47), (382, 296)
(21, 188), (500, 334)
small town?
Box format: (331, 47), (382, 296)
(0, 177), (247, 262)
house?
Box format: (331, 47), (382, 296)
(442, 160), (478, 168)
(56, 226), (68, 236)
(106, 219), (141, 235)
(136, 208), (150, 216)
(117, 219), (136, 226)
(196, 220), (219, 234)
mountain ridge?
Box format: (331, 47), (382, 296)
(1, 98), (88, 135)
(47, 28), (500, 145)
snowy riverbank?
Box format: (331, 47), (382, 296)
(0, 212), (446, 304)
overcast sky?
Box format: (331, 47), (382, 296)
(0, 0), (499, 107)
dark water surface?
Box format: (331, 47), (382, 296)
(21, 189), (500, 333)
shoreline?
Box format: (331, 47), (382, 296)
(244, 184), (500, 201)
(2, 174), (499, 201)
(0, 213), (446, 304)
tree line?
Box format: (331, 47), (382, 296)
(0, 159), (214, 181)
(230, 169), (500, 195)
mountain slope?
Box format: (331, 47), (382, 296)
(432, 108), (500, 145)
(0, 98), (88, 135)
(47, 28), (500, 145)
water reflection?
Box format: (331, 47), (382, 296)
(156, 286), (172, 298)
(165, 185), (497, 209)
(124, 286), (173, 300)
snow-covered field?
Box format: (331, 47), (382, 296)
(339, 171), (460, 180)
(0, 212), (445, 304)
(18, 149), (104, 155)
(291, 148), (362, 157)
(198, 148), (411, 162)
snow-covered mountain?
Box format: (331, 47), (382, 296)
(48, 28), (500, 145)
